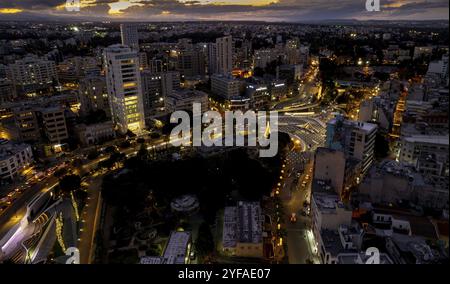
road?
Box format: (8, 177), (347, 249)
(0, 135), (172, 262)
(78, 172), (103, 264)
(273, 62), (328, 264)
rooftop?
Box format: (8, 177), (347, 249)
(312, 191), (349, 214)
(403, 135), (449, 146)
(0, 139), (31, 160)
(162, 231), (191, 264)
(337, 252), (394, 264)
(222, 201), (263, 248)
(328, 115), (377, 133)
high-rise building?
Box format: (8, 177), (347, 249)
(104, 45), (145, 134)
(216, 36), (233, 75)
(79, 76), (111, 117)
(326, 115), (377, 175)
(313, 147), (361, 197)
(141, 71), (164, 120)
(285, 38), (300, 65)
(177, 48), (206, 78)
(138, 52), (148, 70)
(6, 56), (58, 95)
(207, 43), (218, 75)
(161, 71), (181, 96)
(120, 24), (139, 51)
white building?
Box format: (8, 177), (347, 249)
(166, 90), (209, 113)
(326, 115), (377, 175)
(0, 139), (33, 181)
(6, 55), (58, 95)
(211, 74), (241, 99)
(399, 134), (449, 175)
(74, 121), (116, 146)
(311, 190), (353, 264)
(427, 54), (449, 83)
(104, 45), (145, 134)
(120, 24), (139, 51)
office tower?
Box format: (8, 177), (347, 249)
(104, 44), (145, 134)
(141, 71), (164, 120)
(207, 43), (218, 75)
(120, 24), (139, 51)
(216, 36), (233, 74)
(177, 48), (206, 78)
(325, 115), (377, 175)
(162, 71), (181, 96)
(286, 38), (300, 65)
(138, 52), (149, 70)
(79, 76), (111, 117)
(6, 55), (58, 95)
(150, 59), (164, 73)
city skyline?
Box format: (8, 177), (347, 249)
(0, 0), (448, 22)
(0, 8), (448, 266)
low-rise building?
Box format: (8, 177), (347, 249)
(40, 106), (68, 144)
(0, 139), (33, 181)
(211, 74), (242, 99)
(222, 201), (264, 258)
(140, 231), (192, 264)
(74, 121), (115, 146)
(166, 90), (209, 113)
(386, 233), (444, 264)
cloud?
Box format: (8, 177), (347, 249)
(0, 0), (448, 21)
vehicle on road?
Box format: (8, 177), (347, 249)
(290, 213), (297, 223)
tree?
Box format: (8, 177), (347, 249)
(137, 143), (149, 161)
(54, 168), (68, 178)
(150, 132), (161, 139)
(87, 149), (100, 160)
(195, 222), (215, 259)
(59, 174), (81, 196)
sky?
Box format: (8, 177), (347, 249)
(0, 0), (448, 22)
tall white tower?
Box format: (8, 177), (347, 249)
(104, 44), (145, 134)
(216, 35), (233, 75)
(120, 24), (139, 51)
